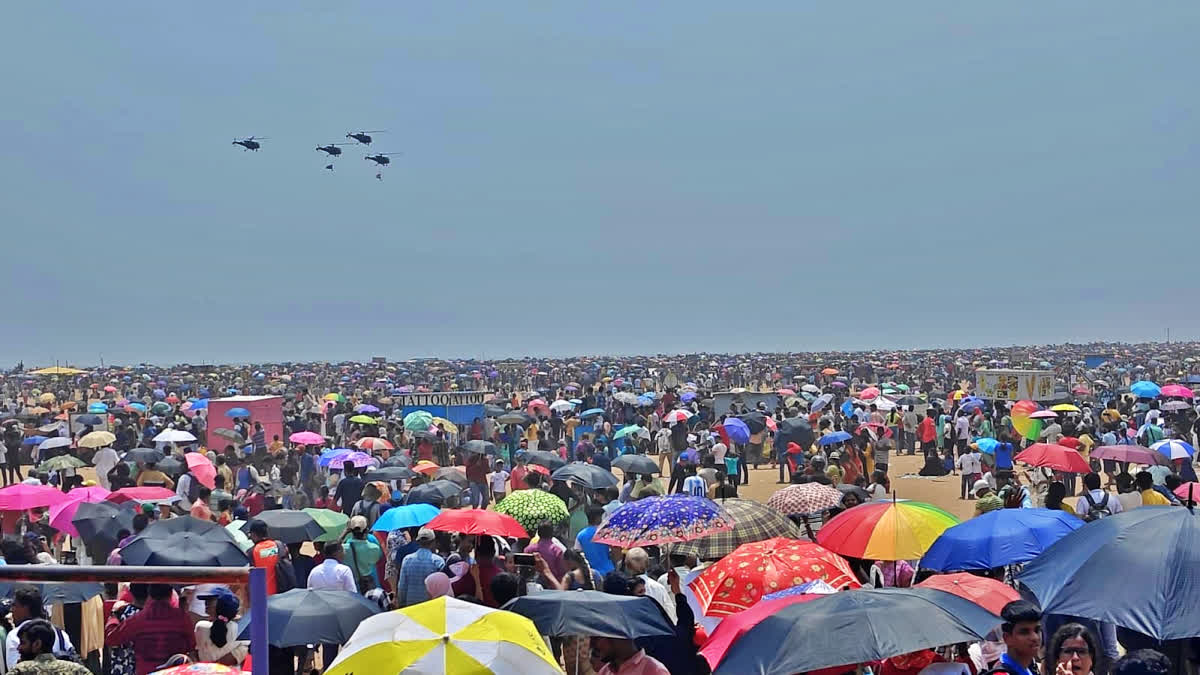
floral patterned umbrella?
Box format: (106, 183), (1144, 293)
(690, 538), (860, 617)
(767, 483), (844, 516)
(493, 489), (570, 535)
(592, 494), (735, 548)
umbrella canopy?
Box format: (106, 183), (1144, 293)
(403, 410), (434, 431)
(690, 538), (860, 617)
(496, 412), (533, 425)
(325, 596), (561, 675)
(611, 454), (660, 475)
(817, 431), (852, 447)
(668, 498), (804, 562)
(720, 418), (751, 444)
(406, 480), (464, 507)
(713, 587), (1002, 675)
(153, 429), (196, 444)
(289, 431), (324, 445)
(1089, 445), (1170, 466)
(362, 466), (417, 482)
(185, 452), (217, 489)
(1019, 507), (1200, 640)
(74, 414), (104, 426)
(329, 451), (376, 470)
(700, 590), (823, 672)
(766, 483), (844, 516)
(355, 437), (395, 452)
(125, 447), (166, 464)
(225, 407), (250, 418)
(0, 582), (104, 605)
(107, 486), (177, 505)
(612, 425), (645, 440)
(243, 510), (326, 543)
(461, 440), (496, 455)
(372, 503), (441, 532)
(211, 428), (244, 444)
(916, 573), (1021, 616)
(550, 462), (618, 489)
(301, 507), (350, 542)
(87, 402), (109, 414)
(521, 450), (566, 471)
(119, 516), (250, 566)
(427, 509), (527, 538)
(37, 455), (87, 473)
(1015, 443), (1091, 473)
(79, 430), (117, 448)
(1130, 380), (1161, 398)
(0, 484), (69, 510)
(1161, 384), (1195, 398)
(240, 588), (383, 647)
(920, 508), (1084, 571)
(493, 489), (569, 535)
(1152, 439), (1195, 461)
(662, 409), (692, 425)
(348, 414), (380, 425)
(775, 418), (815, 451)
(817, 500), (960, 561)
(593, 494), (735, 548)
(503, 591), (674, 639)
(432, 467), (470, 488)
(69, 500), (135, 549)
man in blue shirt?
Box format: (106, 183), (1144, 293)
(574, 506), (614, 575)
(396, 528), (446, 607)
(997, 600), (1042, 675)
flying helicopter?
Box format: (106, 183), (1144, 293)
(316, 143), (350, 157)
(346, 130), (385, 145)
(364, 152), (399, 166)
(232, 136), (266, 151)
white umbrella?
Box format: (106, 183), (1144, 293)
(548, 400), (574, 413)
(153, 429), (197, 443)
(801, 384), (821, 394)
(37, 437), (71, 452)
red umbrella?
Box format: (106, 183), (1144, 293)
(689, 538), (859, 617)
(106, 487), (176, 505)
(1015, 443), (1090, 473)
(185, 452), (217, 489)
(700, 592), (822, 671)
(426, 509), (528, 538)
(916, 572), (1019, 616)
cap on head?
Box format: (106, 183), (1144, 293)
(417, 527), (436, 542)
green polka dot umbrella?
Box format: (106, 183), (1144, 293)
(494, 489), (570, 534)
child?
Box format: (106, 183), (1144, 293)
(488, 460), (510, 504)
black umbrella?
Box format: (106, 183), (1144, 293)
(212, 428), (245, 444)
(119, 516), (250, 567)
(522, 450), (566, 471)
(72, 500), (137, 550)
(237, 589), (382, 647)
(774, 418), (815, 453)
(504, 591), (674, 639)
(550, 462), (618, 489)
(383, 454), (412, 467)
(612, 454), (661, 475)
(433, 467), (470, 488)
(836, 484), (871, 502)
(157, 456), (185, 476)
(125, 447), (165, 464)
(242, 510), (325, 544)
(363, 466), (416, 482)
(714, 587), (1001, 675)
(738, 412), (768, 434)
(483, 404), (507, 418)
(406, 480), (462, 507)
(497, 412), (533, 425)
(461, 440), (496, 455)
(0, 582), (105, 605)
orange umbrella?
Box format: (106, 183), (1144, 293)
(916, 572), (1018, 615)
(821, 368), (839, 376)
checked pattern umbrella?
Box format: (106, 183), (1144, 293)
(593, 494), (735, 548)
(494, 489), (570, 535)
(667, 498), (804, 562)
(767, 483), (844, 516)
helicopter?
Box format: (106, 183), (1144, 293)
(346, 130), (385, 145)
(316, 143), (350, 157)
(232, 136), (266, 151)
(365, 152), (398, 166)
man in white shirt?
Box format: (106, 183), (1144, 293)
(5, 587), (75, 669)
(1075, 472), (1123, 518)
(92, 446), (120, 490)
(307, 541), (357, 592)
(624, 547), (676, 623)
(955, 446), (983, 500)
(711, 440), (727, 464)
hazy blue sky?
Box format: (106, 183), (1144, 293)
(3, 3), (1198, 365)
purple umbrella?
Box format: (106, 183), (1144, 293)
(722, 417), (751, 444)
(681, 391), (697, 403)
(355, 404), (381, 414)
(330, 451), (376, 469)
(831, 381), (847, 388)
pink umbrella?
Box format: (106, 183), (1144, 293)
(777, 388), (796, 397)
(0, 484), (69, 511)
(186, 453), (217, 489)
(858, 387), (881, 400)
(526, 398), (548, 413)
(48, 486), (111, 536)
(1029, 409), (1058, 419)
(106, 487), (176, 505)
(329, 451), (375, 469)
(289, 431), (324, 446)
(1161, 384), (1195, 399)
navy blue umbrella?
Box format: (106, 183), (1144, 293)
(0, 582), (104, 604)
(550, 462), (618, 489)
(1018, 507), (1200, 641)
(74, 414), (104, 427)
(721, 417), (751, 444)
(237, 589), (381, 647)
(920, 508), (1084, 571)
(503, 591), (675, 639)
(775, 418), (815, 452)
(714, 587), (1001, 675)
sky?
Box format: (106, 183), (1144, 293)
(3, 2), (1199, 366)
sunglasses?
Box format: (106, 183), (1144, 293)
(1061, 648), (1091, 657)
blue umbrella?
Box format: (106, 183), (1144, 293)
(22, 436), (47, 446)
(580, 408), (605, 418)
(636, 395), (655, 407)
(75, 414), (104, 427)
(1151, 439), (1194, 460)
(87, 402), (108, 414)
(817, 431), (852, 447)
(721, 417), (751, 444)
(237, 589), (382, 647)
(225, 407), (250, 418)
(190, 399), (209, 410)
(973, 437), (999, 454)
(593, 494), (734, 548)
(318, 448), (354, 467)
(504, 591), (674, 639)
(1130, 380), (1161, 398)
(958, 397), (985, 413)
(371, 503), (440, 532)
(1019, 507), (1200, 641)
(680, 392), (697, 403)
(920, 508), (1084, 571)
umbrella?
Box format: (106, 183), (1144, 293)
(837, 484), (871, 502)
(817, 431), (852, 447)
(611, 454), (660, 475)
(153, 429), (197, 444)
(125, 447), (166, 464)
(0, 484), (68, 510)
(225, 407), (250, 418)
(817, 499), (960, 561)
(107, 486), (179, 505)
(720, 418), (751, 444)
(329, 451), (376, 470)
(348, 414), (380, 425)
(36, 436), (71, 453)
(74, 414), (104, 426)
(238, 588), (382, 648)
(242, 510), (325, 543)
(494, 489), (569, 534)
(858, 386), (881, 400)
(37, 455), (87, 472)
(504, 591), (674, 638)
(211, 428), (244, 444)
(1161, 384), (1195, 398)
(916, 573), (1021, 616)
(579, 408), (605, 419)
(1050, 403), (1081, 413)
(1019, 507), (1200, 640)
(668, 498), (804, 562)
(354, 404), (381, 414)
(496, 412), (532, 425)
(1015, 443), (1091, 473)
(403, 410), (434, 431)
(69, 500), (134, 548)
(483, 404), (506, 418)
(301, 507), (350, 542)
(325, 596), (561, 675)
(87, 402), (109, 414)
(1028, 410), (1058, 419)
(0, 582), (104, 605)
(406, 480), (463, 507)
(766, 483), (844, 516)
(919, 508), (1084, 571)
(427, 509), (527, 538)
(362, 466), (417, 482)
(1152, 439), (1195, 460)
(810, 393), (834, 412)
(120, 516), (250, 566)
(612, 425), (645, 440)
(712, 587), (1003, 675)
(662, 410), (692, 425)
(550, 462), (618, 489)
(432, 467), (470, 488)
(355, 437), (395, 452)
(289, 431), (324, 445)
(152, 664), (242, 674)
(48, 486), (114, 536)
(384, 454), (413, 467)
(701, 589), (824, 672)
(78, 430), (117, 448)
(461, 440), (496, 456)
(1162, 400), (1192, 411)
(775, 418), (815, 452)
(548, 400), (574, 413)
(593, 494), (734, 547)
(690, 538), (860, 617)
(521, 450), (566, 471)
(185, 452), (217, 489)
(1090, 445), (1170, 466)
(738, 413), (769, 434)
(1130, 380), (1161, 398)
(372, 503), (440, 532)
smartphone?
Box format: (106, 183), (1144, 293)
(511, 553), (536, 567)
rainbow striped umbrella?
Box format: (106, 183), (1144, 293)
(816, 499), (960, 561)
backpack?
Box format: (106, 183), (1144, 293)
(273, 540), (297, 593)
(352, 499), (381, 529)
(1081, 492), (1112, 521)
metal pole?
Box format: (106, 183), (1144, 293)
(249, 567), (268, 675)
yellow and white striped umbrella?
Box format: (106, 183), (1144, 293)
(326, 596), (563, 675)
